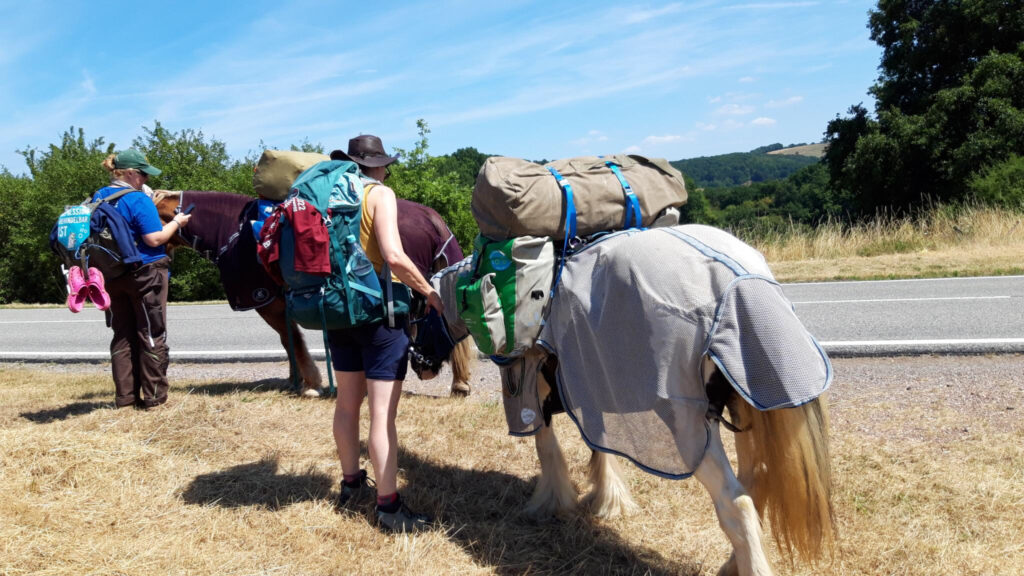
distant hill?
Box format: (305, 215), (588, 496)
(766, 142), (827, 158)
(672, 143), (822, 188)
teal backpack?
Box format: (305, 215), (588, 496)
(277, 160), (410, 391)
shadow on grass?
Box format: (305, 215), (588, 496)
(20, 401), (113, 423)
(398, 449), (700, 576)
(181, 456), (334, 510)
(182, 377), (296, 397)
(180, 445), (702, 574)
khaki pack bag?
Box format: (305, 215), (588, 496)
(472, 155), (687, 240)
(253, 150), (330, 201)
(456, 235), (555, 358)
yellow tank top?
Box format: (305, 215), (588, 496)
(359, 183), (401, 283)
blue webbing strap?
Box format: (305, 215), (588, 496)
(319, 290), (336, 396)
(546, 167), (577, 298)
(605, 161), (643, 229)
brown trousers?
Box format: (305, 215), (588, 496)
(104, 258), (171, 408)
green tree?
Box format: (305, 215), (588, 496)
(969, 154), (1024, 207)
(3, 128), (116, 303)
(825, 1), (1024, 218)
(868, 0), (1024, 115)
(389, 120), (478, 252)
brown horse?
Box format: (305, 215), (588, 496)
(153, 190), (473, 397)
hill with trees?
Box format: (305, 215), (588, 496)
(671, 144), (820, 188)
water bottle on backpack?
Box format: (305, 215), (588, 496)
(346, 234), (381, 308)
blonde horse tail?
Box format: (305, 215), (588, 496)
(731, 395), (835, 565)
(449, 337), (474, 394)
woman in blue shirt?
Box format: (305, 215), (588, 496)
(95, 150), (190, 409)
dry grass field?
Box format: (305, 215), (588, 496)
(1, 355), (1022, 576)
(754, 205), (1024, 283)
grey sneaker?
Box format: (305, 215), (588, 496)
(335, 470), (375, 510)
(375, 502), (432, 533)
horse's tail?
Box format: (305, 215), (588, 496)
(731, 394), (835, 564)
(449, 337), (474, 389)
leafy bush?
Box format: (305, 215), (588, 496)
(969, 154), (1024, 208)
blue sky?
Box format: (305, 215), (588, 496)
(0, 0), (881, 176)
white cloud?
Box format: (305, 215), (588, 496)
(708, 96), (722, 103)
(623, 145), (643, 154)
(738, 76), (756, 83)
(643, 134), (683, 145)
(571, 130), (610, 147)
(751, 117), (777, 126)
(764, 96), (804, 108)
(696, 122), (717, 131)
(80, 71), (96, 95)
(715, 103), (755, 116)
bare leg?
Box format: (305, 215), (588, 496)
(526, 424), (578, 517)
(582, 450), (638, 518)
(365, 377), (403, 496)
(333, 370), (367, 476)
(694, 423), (773, 576)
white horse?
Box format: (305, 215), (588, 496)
(435, 224), (835, 576)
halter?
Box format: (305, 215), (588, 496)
(171, 192), (216, 261)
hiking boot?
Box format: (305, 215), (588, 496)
(375, 501), (432, 533)
(335, 470), (375, 510)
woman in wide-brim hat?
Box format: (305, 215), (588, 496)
(327, 134), (444, 533)
(330, 134), (400, 168)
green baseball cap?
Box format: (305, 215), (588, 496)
(114, 149), (162, 176)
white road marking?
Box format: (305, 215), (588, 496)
(792, 296), (1012, 304)
(820, 338), (1024, 346)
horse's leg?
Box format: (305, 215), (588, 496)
(525, 422), (578, 517)
(449, 338), (473, 396)
(581, 449), (639, 518)
(255, 299), (323, 396)
(694, 423), (773, 576)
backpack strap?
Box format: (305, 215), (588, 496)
(361, 181), (401, 329)
(92, 187), (137, 206)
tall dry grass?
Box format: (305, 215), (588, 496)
(750, 204), (1024, 282)
(2, 358), (1022, 575)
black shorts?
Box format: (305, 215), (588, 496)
(327, 320), (409, 381)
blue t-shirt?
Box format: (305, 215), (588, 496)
(92, 186), (167, 265)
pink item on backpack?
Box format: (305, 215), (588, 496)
(86, 267), (111, 311)
(67, 266), (88, 313)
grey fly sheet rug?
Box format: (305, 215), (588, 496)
(434, 224), (831, 479)
(536, 225), (831, 478)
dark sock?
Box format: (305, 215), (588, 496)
(343, 471), (364, 486)
(377, 492), (401, 513)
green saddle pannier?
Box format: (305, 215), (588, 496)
(456, 234), (554, 358)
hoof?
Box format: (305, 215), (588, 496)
(300, 387), (324, 398)
(450, 382), (471, 397)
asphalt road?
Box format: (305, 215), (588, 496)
(2, 275), (1023, 362)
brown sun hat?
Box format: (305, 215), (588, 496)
(329, 134), (399, 168)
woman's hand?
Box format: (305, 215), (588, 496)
(426, 290), (445, 316)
